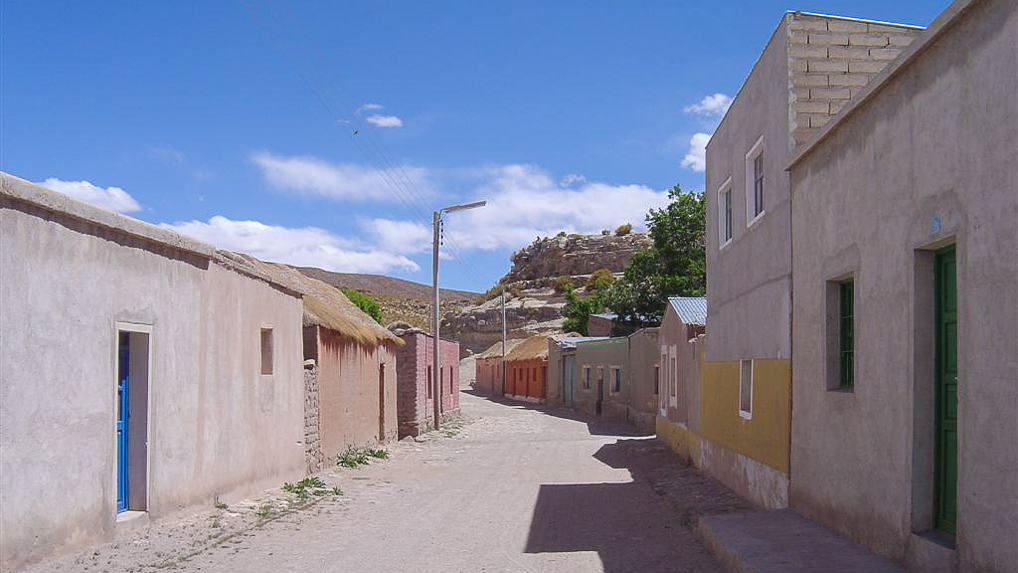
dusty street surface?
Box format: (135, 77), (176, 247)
(27, 387), (748, 573)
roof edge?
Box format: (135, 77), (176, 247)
(790, 10), (925, 30)
(788, 0), (979, 169)
(1, 172), (215, 259)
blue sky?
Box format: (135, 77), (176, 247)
(2, 0), (948, 292)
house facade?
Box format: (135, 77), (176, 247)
(473, 338), (524, 396)
(546, 336), (608, 409)
(787, 0), (1017, 569)
(393, 330), (460, 437)
(0, 174), (307, 570)
(566, 329), (660, 432)
(216, 253), (402, 466)
(655, 297), (706, 461)
(699, 11), (923, 509)
(504, 334), (557, 403)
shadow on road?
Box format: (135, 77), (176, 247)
(461, 387), (653, 438)
(520, 429), (750, 572)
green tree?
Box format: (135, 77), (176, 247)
(342, 289), (383, 324)
(605, 184), (706, 326)
(585, 268), (616, 292)
(562, 286), (607, 336)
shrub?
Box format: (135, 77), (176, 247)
(615, 223), (633, 236)
(341, 289), (383, 324)
(508, 285), (523, 299)
(554, 276), (575, 294)
(556, 231), (567, 238)
(601, 229), (610, 235)
(585, 268), (616, 292)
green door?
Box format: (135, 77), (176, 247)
(934, 245), (958, 534)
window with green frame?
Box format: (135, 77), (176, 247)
(838, 280), (854, 389)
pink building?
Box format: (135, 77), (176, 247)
(393, 329), (460, 438)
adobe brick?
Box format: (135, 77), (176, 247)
(868, 22), (918, 33)
(809, 87), (852, 100)
(792, 73), (829, 88)
(826, 19), (868, 33)
(808, 33), (849, 46)
(795, 100), (830, 114)
(849, 34), (890, 47)
(828, 46), (871, 59)
(848, 60), (887, 74)
(828, 73), (871, 87)
(870, 47), (903, 61)
(807, 59), (849, 73)
(788, 17), (829, 31)
(790, 44), (828, 59)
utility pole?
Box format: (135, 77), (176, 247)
(432, 200), (486, 431)
(501, 287), (507, 396)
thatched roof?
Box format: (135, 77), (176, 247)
(215, 251), (401, 347)
(476, 338), (526, 360)
(504, 333), (578, 362)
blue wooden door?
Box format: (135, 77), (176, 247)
(116, 333), (129, 513)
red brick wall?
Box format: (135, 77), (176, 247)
(394, 332), (460, 437)
(505, 358), (547, 401)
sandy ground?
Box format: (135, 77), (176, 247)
(25, 367), (749, 573)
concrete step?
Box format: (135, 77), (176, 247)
(697, 509), (903, 573)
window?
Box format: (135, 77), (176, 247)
(583, 366), (591, 389)
(838, 280), (854, 389)
(746, 136), (765, 225)
(612, 367), (622, 393)
(427, 366), (433, 398)
(739, 359), (753, 418)
(653, 365), (660, 395)
(718, 178), (733, 247)
(260, 328), (273, 375)
(670, 357), (677, 397)
(449, 366), (454, 392)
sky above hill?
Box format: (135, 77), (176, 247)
(3, 1), (949, 292)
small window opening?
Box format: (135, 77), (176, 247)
(739, 359), (753, 418)
(260, 328), (274, 375)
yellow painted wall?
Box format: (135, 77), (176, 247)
(698, 359), (790, 473)
(656, 416), (701, 462)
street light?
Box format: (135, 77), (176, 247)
(432, 200), (486, 430)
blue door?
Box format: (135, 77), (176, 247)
(563, 356), (575, 408)
(116, 333), (129, 513)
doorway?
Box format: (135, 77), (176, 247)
(378, 364), (386, 442)
(596, 369), (604, 416)
(563, 356), (575, 408)
(116, 325), (150, 514)
(933, 245), (958, 534)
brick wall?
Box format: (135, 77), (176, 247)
(303, 365), (323, 474)
(395, 332), (461, 437)
(788, 13), (923, 146)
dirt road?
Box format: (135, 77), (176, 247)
(28, 388), (747, 573)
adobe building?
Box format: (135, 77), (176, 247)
(216, 253), (402, 467)
(699, 11), (923, 509)
(392, 327), (460, 437)
(504, 334), (556, 403)
(546, 335), (608, 408)
(567, 329), (660, 432)
(0, 174), (307, 570)
(787, 0), (1017, 569)
(656, 297), (706, 460)
(473, 338), (525, 396)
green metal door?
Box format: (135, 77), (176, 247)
(934, 245), (958, 534)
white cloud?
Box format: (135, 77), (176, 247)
(365, 114), (403, 128)
(559, 173), (587, 187)
(37, 178), (142, 214)
(356, 103), (384, 114)
(431, 165), (671, 252)
(684, 93), (733, 117)
(251, 151), (431, 201)
(161, 216), (420, 274)
(361, 218), (432, 255)
(680, 133), (711, 173)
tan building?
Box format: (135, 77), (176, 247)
(565, 329), (660, 433)
(215, 253), (402, 467)
(693, 11), (923, 509)
(1, 174), (307, 569)
(787, 1), (1017, 569)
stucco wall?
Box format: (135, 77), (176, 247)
(627, 328), (660, 432)
(0, 200), (305, 569)
(312, 327), (397, 460)
(658, 310), (702, 432)
(572, 339), (628, 418)
(705, 16), (793, 363)
(473, 355), (504, 396)
(506, 358), (546, 402)
(789, 1), (1018, 568)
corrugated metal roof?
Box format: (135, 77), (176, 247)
(555, 336), (610, 349)
(668, 296), (707, 326)
(589, 312), (618, 321)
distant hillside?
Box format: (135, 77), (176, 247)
(443, 231), (651, 354)
(294, 266), (479, 331)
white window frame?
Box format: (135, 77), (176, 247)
(668, 346), (678, 408)
(659, 353), (668, 414)
(739, 359), (754, 419)
(717, 176), (733, 249)
(745, 135), (765, 228)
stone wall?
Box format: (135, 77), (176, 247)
(303, 365), (323, 474)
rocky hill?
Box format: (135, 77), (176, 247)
(296, 267), (478, 331)
(443, 232), (650, 354)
